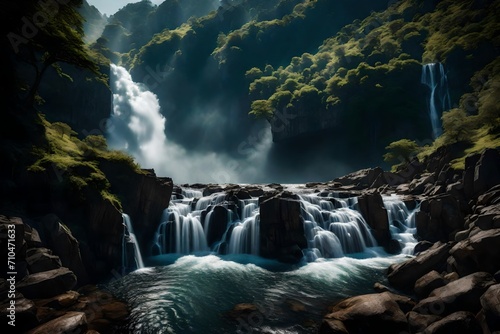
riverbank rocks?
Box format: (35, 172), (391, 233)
(480, 284), (500, 331)
(449, 228), (500, 276)
(259, 194), (307, 263)
(423, 311), (482, 334)
(387, 242), (452, 290)
(464, 148), (500, 199)
(17, 268), (77, 299)
(40, 214), (89, 286)
(412, 272), (495, 317)
(414, 270), (447, 299)
(415, 194), (464, 242)
(320, 292), (408, 334)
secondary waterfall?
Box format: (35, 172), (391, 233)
(122, 214), (144, 273)
(151, 187), (418, 261)
(383, 195), (418, 255)
(153, 191), (261, 256)
(421, 63), (452, 138)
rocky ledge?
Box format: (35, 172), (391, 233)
(319, 148), (500, 334)
(0, 215), (128, 333)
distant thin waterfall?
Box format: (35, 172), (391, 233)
(122, 214), (144, 273)
(421, 63), (452, 138)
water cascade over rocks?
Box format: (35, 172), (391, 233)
(150, 186), (418, 262)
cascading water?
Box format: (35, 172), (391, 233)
(153, 190), (261, 256)
(383, 195), (419, 254)
(110, 187), (421, 333)
(421, 63), (452, 138)
(121, 214), (144, 273)
(299, 193), (378, 261)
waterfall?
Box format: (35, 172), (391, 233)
(299, 193), (377, 261)
(383, 195), (418, 254)
(153, 190), (261, 256)
(122, 214), (144, 273)
(151, 187), (420, 262)
(421, 63), (452, 138)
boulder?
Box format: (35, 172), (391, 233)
(413, 272), (495, 317)
(480, 284), (500, 331)
(226, 303), (261, 319)
(387, 242), (452, 290)
(414, 270), (447, 299)
(407, 311), (442, 333)
(0, 293), (38, 331)
(416, 195), (464, 242)
(473, 149), (500, 198)
(319, 319), (349, 334)
(334, 167), (384, 189)
(357, 192), (391, 248)
(26, 248), (62, 273)
(414, 240), (433, 254)
(450, 228), (500, 276)
(259, 194), (307, 263)
(26, 311), (87, 334)
(40, 214), (88, 285)
(323, 292), (407, 334)
(36, 291), (80, 309)
(24, 224), (42, 248)
(17, 268), (77, 299)
(422, 311), (482, 334)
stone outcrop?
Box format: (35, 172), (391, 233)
(320, 292), (408, 334)
(259, 193), (307, 263)
(17, 268), (77, 299)
(415, 194), (464, 242)
(412, 272), (496, 317)
(387, 242), (453, 290)
(356, 192), (391, 249)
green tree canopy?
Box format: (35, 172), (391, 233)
(5, 0), (99, 106)
(383, 139), (420, 164)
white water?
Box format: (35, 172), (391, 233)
(383, 195), (419, 254)
(421, 63), (452, 138)
(299, 193), (377, 261)
(121, 213), (144, 272)
(108, 64), (272, 184)
(153, 191), (261, 256)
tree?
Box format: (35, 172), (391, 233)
(5, 0), (99, 106)
(442, 108), (473, 144)
(383, 139), (420, 164)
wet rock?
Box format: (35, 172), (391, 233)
(422, 311), (482, 334)
(259, 195), (307, 263)
(450, 228), (500, 276)
(17, 268), (77, 299)
(480, 284), (500, 331)
(414, 240), (433, 254)
(319, 318), (349, 334)
(414, 270), (447, 299)
(226, 303), (260, 319)
(387, 242), (452, 290)
(26, 311), (87, 334)
(413, 272), (495, 317)
(323, 292), (407, 334)
(357, 192), (391, 248)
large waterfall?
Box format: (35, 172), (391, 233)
(108, 64), (272, 184)
(421, 63), (452, 138)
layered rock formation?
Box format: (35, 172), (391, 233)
(0, 216), (128, 333)
(320, 148), (500, 334)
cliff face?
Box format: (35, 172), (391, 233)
(37, 63), (112, 138)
